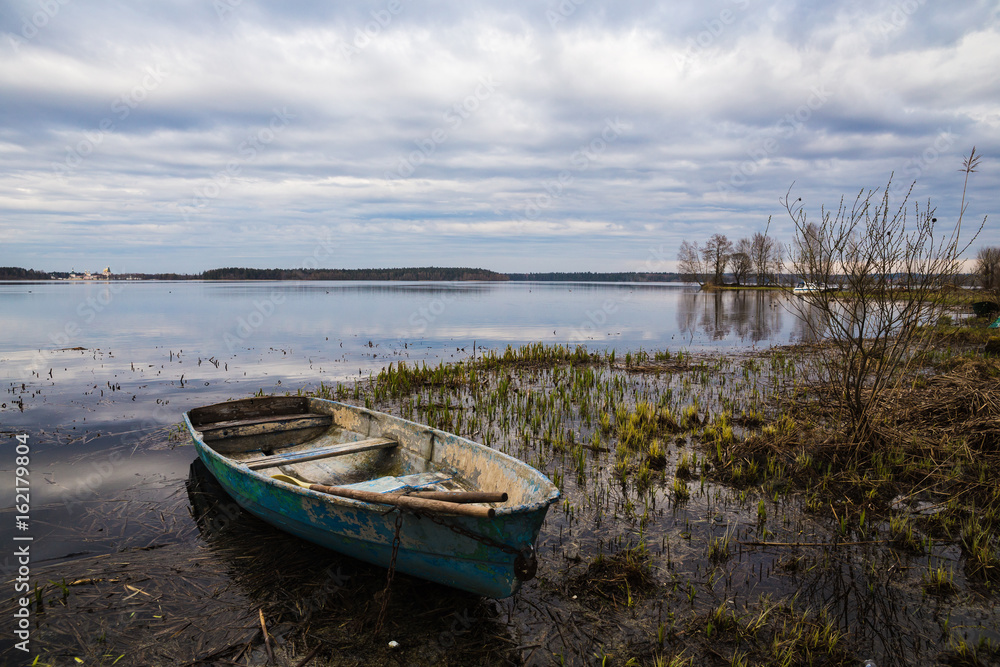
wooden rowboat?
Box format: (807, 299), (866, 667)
(183, 396), (560, 598)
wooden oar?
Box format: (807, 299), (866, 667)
(405, 490), (507, 503)
(271, 474), (497, 519)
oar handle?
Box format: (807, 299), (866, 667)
(308, 483), (496, 519)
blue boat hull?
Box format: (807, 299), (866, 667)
(185, 397), (559, 598)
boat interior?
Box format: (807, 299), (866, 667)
(187, 396), (476, 496)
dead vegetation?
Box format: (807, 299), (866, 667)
(701, 337), (1000, 595)
(571, 543), (657, 608)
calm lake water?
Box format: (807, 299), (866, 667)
(0, 281), (991, 666)
(1, 279), (817, 427)
(0, 280), (807, 560)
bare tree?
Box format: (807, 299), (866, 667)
(750, 226), (782, 286)
(701, 234), (732, 286)
(792, 221), (833, 285)
(977, 246), (1000, 300)
(731, 237), (753, 286)
(677, 240), (706, 284)
(783, 149), (985, 442)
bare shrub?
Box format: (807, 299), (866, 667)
(782, 149), (986, 442)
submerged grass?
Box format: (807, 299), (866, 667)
(688, 597), (853, 667)
(314, 330), (1000, 664)
(13, 327), (1000, 666)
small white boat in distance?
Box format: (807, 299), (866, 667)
(792, 281), (832, 294)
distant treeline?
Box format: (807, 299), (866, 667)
(200, 268), (683, 282)
(200, 267), (508, 281)
(142, 273), (196, 280)
(507, 271), (682, 282)
(0, 267), (51, 280)
(2, 266), (679, 282)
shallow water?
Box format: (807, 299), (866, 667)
(1, 280), (809, 554)
(8, 280), (990, 665)
(1, 280), (810, 416)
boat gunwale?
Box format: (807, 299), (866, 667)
(183, 397), (560, 518)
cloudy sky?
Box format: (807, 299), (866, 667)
(1, 0), (997, 274)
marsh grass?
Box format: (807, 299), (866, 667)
(707, 530), (733, 564)
(922, 562), (959, 596)
(12, 315), (1000, 667)
(305, 336), (1000, 663)
(889, 512), (924, 553)
(941, 635), (1000, 667)
(646, 438), (668, 470)
(687, 597), (852, 667)
(697, 333), (1000, 562)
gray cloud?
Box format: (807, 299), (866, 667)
(0, 0), (996, 273)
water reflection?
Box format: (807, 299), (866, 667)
(202, 280), (503, 297)
(1, 282), (825, 435)
(772, 539), (998, 667)
(185, 459), (517, 664)
(1, 282), (817, 362)
(1, 282), (842, 457)
(678, 290), (811, 345)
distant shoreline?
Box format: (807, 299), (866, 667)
(0, 266), (685, 283)
(701, 284), (784, 291)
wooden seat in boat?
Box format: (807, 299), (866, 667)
(242, 436), (397, 470)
